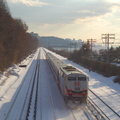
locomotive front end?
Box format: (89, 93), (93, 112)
(64, 73), (88, 104)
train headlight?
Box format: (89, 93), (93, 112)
(69, 89), (72, 93)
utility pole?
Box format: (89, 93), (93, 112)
(87, 38), (96, 58)
(101, 33), (115, 63)
(81, 41), (84, 56)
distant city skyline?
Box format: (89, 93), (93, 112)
(7, 0), (120, 46)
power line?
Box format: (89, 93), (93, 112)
(101, 33), (115, 63)
(87, 38), (96, 57)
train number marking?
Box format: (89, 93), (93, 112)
(74, 82), (80, 86)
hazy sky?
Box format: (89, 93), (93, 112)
(7, 0), (120, 43)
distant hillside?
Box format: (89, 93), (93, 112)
(39, 36), (82, 48)
(30, 32), (83, 50)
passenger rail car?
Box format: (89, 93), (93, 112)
(46, 52), (88, 104)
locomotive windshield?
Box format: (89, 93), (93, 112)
(78, 77), (86, 81)
(68, 77), (76, 81)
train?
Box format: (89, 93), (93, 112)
(45, 51), (88, 104)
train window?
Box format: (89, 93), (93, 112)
(68, 77), (76, 81)
(78, 77), (86, 81)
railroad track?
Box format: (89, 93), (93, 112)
(25, 50), (40, 120)
(41, 48), (57, 120)
(89, 81), (120, 105)
(2, 50), (40, 120)
(87, 89), (120, 120)
(84, 109), (95, 120)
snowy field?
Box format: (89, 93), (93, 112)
(0, 47), (120, 120)
(0, 50), (39, 120)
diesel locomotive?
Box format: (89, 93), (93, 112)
(46, 51), (88, 104)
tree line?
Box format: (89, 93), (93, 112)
(0, 0), (39, 72)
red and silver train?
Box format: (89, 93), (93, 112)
(46, 51), (88, 104)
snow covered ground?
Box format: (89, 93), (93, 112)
(0, 51), (39, 120)
(0, 47), (120, 120)
(111, 63), (120, 67)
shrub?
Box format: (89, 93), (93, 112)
(114, 76), (120, 84)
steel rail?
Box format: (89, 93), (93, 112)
(87, 89), (120, 120)
(89, 89), (120, 118)
(25, 51), (40, 120)
(87, 97), (109, 120)
(4, 51), (39, 120)
(84, 110), (93, 120)
(41, 49), (57, 120)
